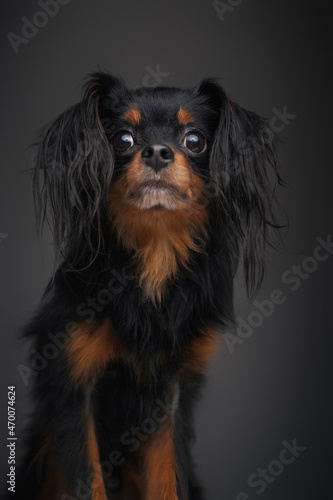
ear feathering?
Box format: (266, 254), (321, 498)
(196, 78), (285, 295)
(32, 73), (126, 269)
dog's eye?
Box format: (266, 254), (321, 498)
(184, 132), (206, 153)
(112, 131), (134, 152)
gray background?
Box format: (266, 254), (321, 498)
(0, 0), (332, 498)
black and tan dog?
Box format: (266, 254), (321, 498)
(11, 72), (282, 499)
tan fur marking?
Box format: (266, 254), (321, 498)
(37, 437), (69, 499)
(88, 88), (99, 106)
(123, 108), (141, 126)
(121, 460), (144, 499)
(181, 325), (220, 375)
(177, 107), (194, 125)
(66, 319), (119, 387)
(87, 414), (108, 500)
(37, 456), (65, 499)
(109, 151), (209, 302)
(143, 422), (178, 500)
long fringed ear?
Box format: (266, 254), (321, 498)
(197, 79), (284, 295)
(33, 72), (127, 268)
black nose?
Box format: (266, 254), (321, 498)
(141, 144), (174, 173)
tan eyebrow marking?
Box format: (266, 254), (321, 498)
(123, 108), (141, 126)
(177, 107), (194, 126)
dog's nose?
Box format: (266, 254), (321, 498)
(141, 144), (174, 173)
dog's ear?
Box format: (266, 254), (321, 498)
(196, 79), (284, 295)
(33, 72), (127, 266)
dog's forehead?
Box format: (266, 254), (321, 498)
(121, 87), (201, 129)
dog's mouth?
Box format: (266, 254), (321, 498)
(139, 181), (178, 194)
(128, 180), (188, 209)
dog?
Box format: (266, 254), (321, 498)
(10, 72), (283, 499)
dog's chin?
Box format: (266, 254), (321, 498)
(129, 184), (187, 210)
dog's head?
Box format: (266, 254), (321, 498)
(35, 72), (283, 297)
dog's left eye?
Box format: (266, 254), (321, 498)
(112, 131), (134, 152)
(184, 132), (206, 153)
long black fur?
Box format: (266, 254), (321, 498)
(5, 72), (283, 500)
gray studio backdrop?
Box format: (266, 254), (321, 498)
(0, 0), (332, 498)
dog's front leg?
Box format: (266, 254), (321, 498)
(35, 318), (119, 500)
(142, 418), (179, 500)
(140, 383), (189, 500)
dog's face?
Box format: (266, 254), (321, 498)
(35, 72), (282, 295)
(102, 85), (220, 214)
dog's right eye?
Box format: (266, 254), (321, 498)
(112, 131), (134, 152)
